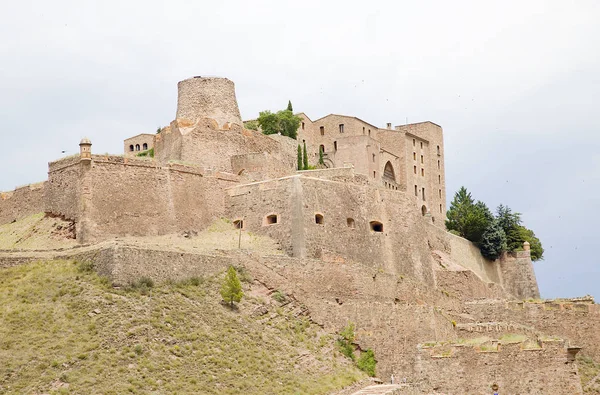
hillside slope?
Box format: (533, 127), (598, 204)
(0, 260), (364, 394)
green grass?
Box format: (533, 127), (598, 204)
(0, 260), (364, 394)
(578, 354), (600, 393)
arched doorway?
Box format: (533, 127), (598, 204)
(421, 205), (428, 216)
(383, 161), (395, 183)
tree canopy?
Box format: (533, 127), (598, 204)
(220, 266), (243, 306)
(446, 187), (544, 261)
(256, 100), (301, 139)
(445, 187), (493, 243)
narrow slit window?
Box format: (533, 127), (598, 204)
(414, 165), (417, 174)
(422, 187), (426, 200)
(421, 155), (424, 164)
(302, 122), (305, 130)
(320, 126), (325, 136)
(414, 185), (418, 196)
(421, 168), (424, 176)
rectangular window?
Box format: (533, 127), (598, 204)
(440, 204), (442, 213)
(422, 187), (426, 200)
(420, 142), (423, 149)
(413, 139), (415, 146)
(302, 122), (305, 130)
(363, 126), (365, 134)
(339, 124), (344, 133)
(414, 185), (418, 196)
(373, 153), (376, 162)
(421, 168), (424, 176)
(320, 126), (324, 136)
(438, 160), (440, 169)
(334, 141), (337, 151)
(438, 175), (441, 184)
(373, 171), (376, 178)
(421, 155), (424, 164)
(439, 189), (442, 198)
(413, 152), (416, 160)
(414, 165), (417, 174)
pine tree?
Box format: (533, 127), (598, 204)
(220, 266), (243, 306)
(318, 145), (324, 165)
(302, 141), (309, 170)
(479, 219), (507, 260)
(297, 145), (303, 170)
(287, 100), (293, 112)
(445, 187), (492, 243)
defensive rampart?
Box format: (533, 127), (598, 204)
(0, 182), (46, 225)
(415, 339), (583, 394)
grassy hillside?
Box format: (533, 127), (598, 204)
(0, 213), (77, 250)
(0, 260), (363, 394)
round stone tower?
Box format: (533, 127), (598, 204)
(176, 76), (242, 127)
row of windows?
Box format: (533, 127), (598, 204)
(315, 125), (372, 136)
(412, 139), (441, 156)
(129, 143), (148, 152)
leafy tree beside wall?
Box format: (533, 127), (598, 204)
(256, 100), (301, 139)
(244, 120), (259, 131)
(220, 266), (243, 306)
(445, 187), (493, 243)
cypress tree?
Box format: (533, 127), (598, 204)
(302, 141), (309, 170)
(297, 144), (302, 170)
(287, 100), (293, 112)
(318, 145), (324, 165)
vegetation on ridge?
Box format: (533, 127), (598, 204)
(446, 187), (544, 261)
(255, 100), (302, 139)
(0, 260), (364, 394)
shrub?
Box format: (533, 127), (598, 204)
(272, 290), (287, 304)
(77, 260), (95, 273)
(337, 323), (356, 361)
(357, 349), (376, 377)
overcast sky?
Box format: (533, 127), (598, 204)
(1, 1), (598, 299)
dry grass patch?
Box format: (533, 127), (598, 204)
(0, 260), (363, 394)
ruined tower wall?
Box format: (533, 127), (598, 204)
(176, 77), (242, 127)
(0, 182), (46, 225)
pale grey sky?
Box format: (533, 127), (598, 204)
(1, 0), (599, 298)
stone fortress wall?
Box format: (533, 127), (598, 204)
(1, 75), (594, 394)
(0, 181), (46, 225)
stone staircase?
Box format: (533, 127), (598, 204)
(350, 384), (407, 395)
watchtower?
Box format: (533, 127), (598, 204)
(176, 76), (242, 128)
(79, 137), (92, 161)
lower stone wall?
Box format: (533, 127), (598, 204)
(415, 341), (583, 394)
(0, 182), (46, 225)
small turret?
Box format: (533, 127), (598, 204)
(523, 241), (531, 251)
(79, 137), (92, 161)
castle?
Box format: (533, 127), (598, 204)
(1, 76), (598, 394)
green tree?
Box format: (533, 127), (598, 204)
(479, 219), (507, 260)
(318, 145), (324, 165)
(287, 100), (293, 112)
(302, 141), (309, 170)
(257, 111), (280, 135)
(244, 120), (259, 131)
(357, 349), (377, 377)
(297, 145), (302, 171)
(220, 266), (243, 306)
(256, 106), (301, 139)
(156, 127), (162, 134)
(445, 187), (492, 243)
(518, 226), (544, 261)
(278, 109), (300, 139)
(496, 205), (522, 251)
